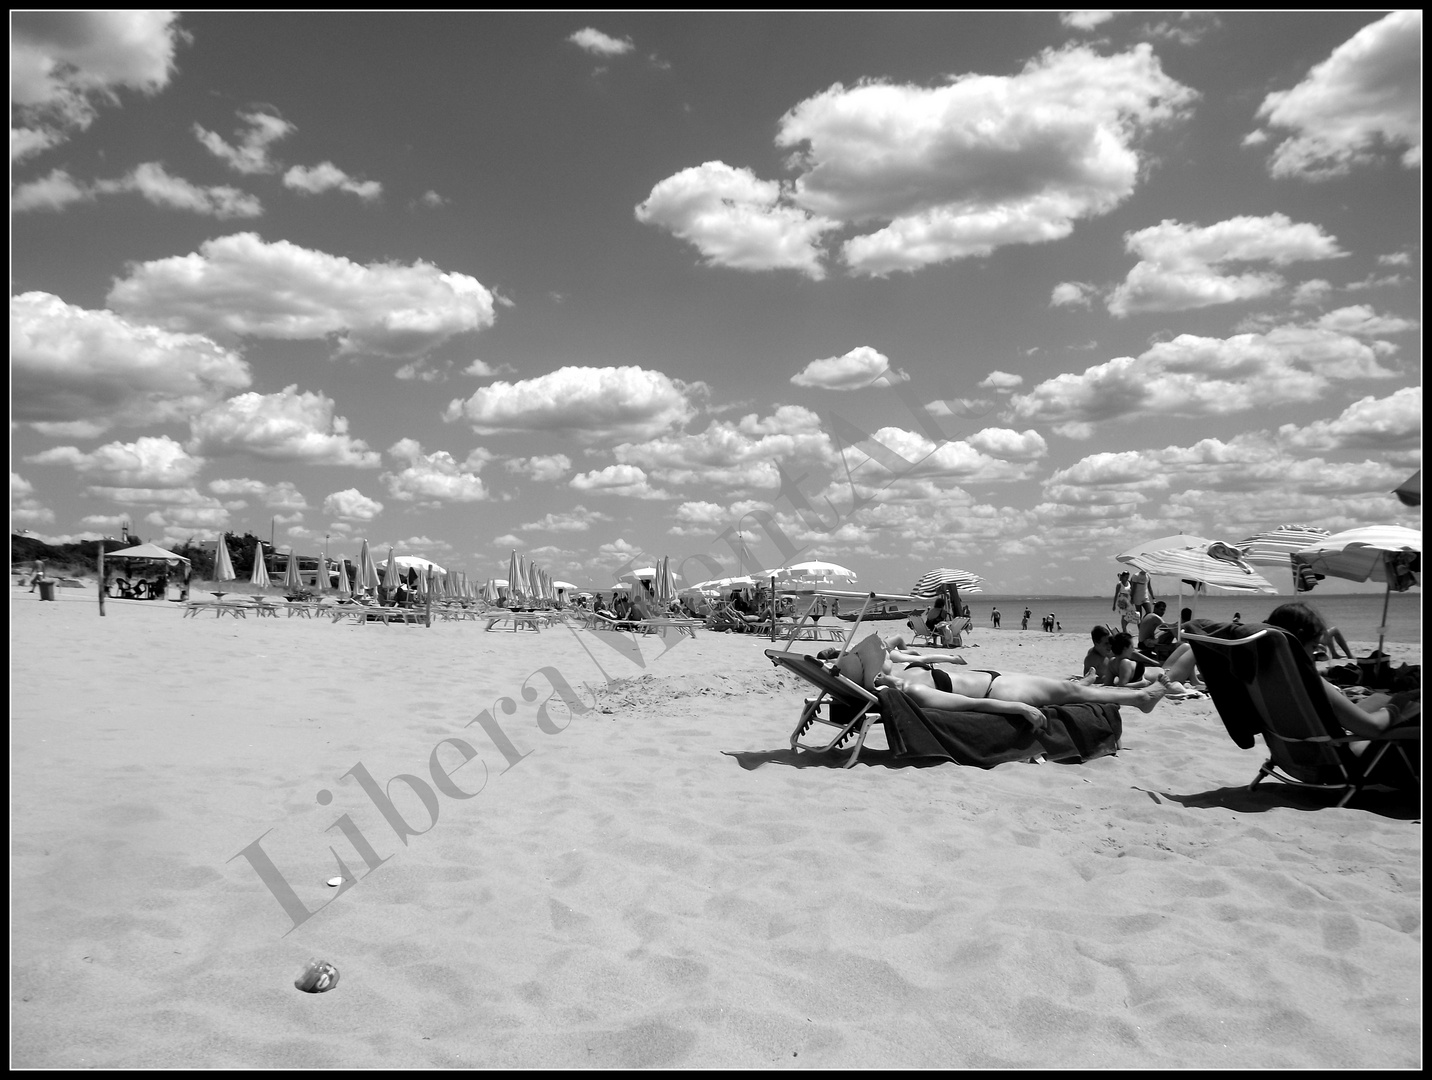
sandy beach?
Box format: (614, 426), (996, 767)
(10, 587), (1421, 1068)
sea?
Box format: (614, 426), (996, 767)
(974, 592), (1421, 647)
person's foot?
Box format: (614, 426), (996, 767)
(1135, 681), (1170, 712)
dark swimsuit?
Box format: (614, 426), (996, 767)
(928, 668), (1001, 696)
(971, 669), (1002, 697)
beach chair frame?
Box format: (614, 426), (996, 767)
(1183, 627), (1419, 807)
(766, 649), (888, 768)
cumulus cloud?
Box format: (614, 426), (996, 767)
(11, 291), (251, 436)
(1007, 316), (1402, 428)
(779, 45), (1196, 276)
(1050, 281), (1096, 308)
(635, 161), (836, 279)
(790, 346), (904, 390)
(323, 488), (384, 521)
(208, 477), (308, 511)
(106, 233), (496, 358)
(519, 506), (611, 532)
(187, 385), (380, 466)
(1291, 278), (1334, 307)
(568, 464), (672, 500)
(11, 473), (56, 525)
(1060, 11), (1115, 31)
(978, 371), (1024, 391)
(612, 406), (831, 491)
(568, 27), (634, 57)
(13, 162), (264, 218)
(504, 454), (572, 482)
(1277, 386), (1421, 452)
(1106, 214), (1345, 316)
(193, 109), (294, 174)
(1255, 11), (1421, 179)
(1313, 304), (1418, 338)
(283, 161), (382, 201)
(445, 365), (700, 444)
(382, 438), (490, 503)
(11, 11), (186, 156)
(26, 435), (204, 487)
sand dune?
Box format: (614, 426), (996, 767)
(10, 589), (1420, 1067)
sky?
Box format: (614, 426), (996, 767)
(10, 11), (1422, 596)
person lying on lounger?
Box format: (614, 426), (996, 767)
(834, 634), (1168, 731)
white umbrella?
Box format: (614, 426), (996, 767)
(507, 551), (522, 606)
(282, 549), (302, 593)
(385, 547), (400, 597)
(774, 560), (857, 584)
(249, 542), (270, 588)
(312, 553), (325, 596)
(355, 539), (378, 596)
(1237, 525), (1333, 592)
(213, 533), (236, 583)
(1116, 537), (1277, 594)
(1393, 469), (1420, 507)
(335, 556), (351, 597)
(1293, 525), (1420, 659)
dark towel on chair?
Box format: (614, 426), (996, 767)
(877, 688), (1121, 767)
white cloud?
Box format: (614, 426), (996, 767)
(1060, 11), (1115, 31)
(1050, 281), (1096, 308)
(1290, 279), (1334, 307)
(1277, 386), (1421, 452)
(779, 45), (1195, 276)
(10, 473), (55, 525)
(568, 28), (634, 57)
(1378, 251), (1412, 266)
(445, 365), (700, 443)
(1008, 317), (1402, 427)
(12, 126), (62, 163)
(193, 109), (295, 174)
(1256, 11), (1421, 179)
(283, 161), (382, 201)
(612, 406), (831, 491)
(14, 162), (264, 218)
(978, 371), (1024, 391)
(965, 428), (1048, 462)
(635, 161), (836, 279)
(1106, 214), (1345, 316)
(382, 439), (490, 503)
(11, 11), (185, 154)
(207, 478), (308, 511)
(519, 506), (611, 532)
(323, 488), (384, 521)
(790, 346), (905, 390)
(568, 464), (672, 500)
(11, 292), (251, 435)
(106, 233), (496, 358)
(26, 435), (204, 487)
(188, 385), (380, 466)
(504, 454), (572, 482)
(1313, 304), (1418, 338)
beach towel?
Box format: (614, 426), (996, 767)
(876, 688), (1122, 768)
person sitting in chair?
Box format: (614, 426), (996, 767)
(1138, 601), (1178, 661)
(833, 633), (1169, 731)
(921, 589), (964, 648)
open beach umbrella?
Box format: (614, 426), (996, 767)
(213, 533), (237, 583)
(1393, 469), (1421, 507)
(774, 560), (857, 584)
(1294, 525), (1420, 657)
(911, 568), (983, 598)
(1237, 525), (1333, 592)
(283, 549), (302, 592)
(1116, 536), (1277, 594)
(249, 543), (270, 588)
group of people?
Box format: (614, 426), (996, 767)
(1112, 569), (1155, 632)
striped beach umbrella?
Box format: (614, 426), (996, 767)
(911, 568), (983, 598)
(1294, 525), (1420, 656)
(1116, 536), (1277, 594)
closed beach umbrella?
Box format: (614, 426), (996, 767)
(911, 568), (982, 597)
(385, 547), (400, 595)
(335, 556), (351, 597)
(1393, 469), (1420, 507)
(356, 539), (378, 595)
(507, 551), (522, 605)
(312, 554), (325, 596)
(213, 533), (237, 583)
(283, 549), (302, 592)
(1294, 525), (1421, 657)
(249, 543), (270, 588)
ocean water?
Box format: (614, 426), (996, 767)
(974, 592), (1421, 647)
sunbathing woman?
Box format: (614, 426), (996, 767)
(835, 634), (1168, 730)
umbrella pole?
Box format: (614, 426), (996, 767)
(97, 543), (105, 617)
(1376, 580), (1391, 661)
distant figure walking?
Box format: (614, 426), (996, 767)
(1129, 568), (1155, 617)
(991, 606), (1001, 629)
(1112, 570), (1134, 631)
(1021, 606), (1031, 630)
(28, 558), (46, 592)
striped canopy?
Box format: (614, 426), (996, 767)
(911, 568), (983, 597)
(1293, 525), (1421, 584)
(1117, 539), (1277, 594)
(1237, 525), (1333, 568)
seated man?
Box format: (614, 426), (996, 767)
(1138, 601), (1178, 661)
(1081, 625), (1114, 683)
(835, 633), (1168, 731)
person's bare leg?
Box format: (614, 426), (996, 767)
(874, 672), (1046, 730)
(987, 672), (1169, 713)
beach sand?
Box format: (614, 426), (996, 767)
(11, 587), (1421, 1068)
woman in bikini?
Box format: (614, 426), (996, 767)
(836, 634), (1168, 730)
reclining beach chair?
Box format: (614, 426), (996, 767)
(1183, 624), (1420, 807)
(765, 649), (890, 768)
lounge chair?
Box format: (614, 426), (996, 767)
(1183, 623), (1420, 807)
(765, 648), (891, 768)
